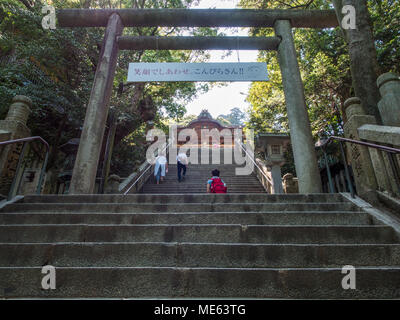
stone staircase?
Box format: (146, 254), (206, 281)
(140, 147), (266, 194)
(1, 193), (400, 298)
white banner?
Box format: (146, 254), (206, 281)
(127, 62), (268, 82)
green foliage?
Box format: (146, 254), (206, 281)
(217, 107), (246, 126)
(239, 0), (399, 175)
(174, 113), (197, 126)
(0, 0), (218, 179)
(240, 0), (349, 139)
(369, 0), (400, 74)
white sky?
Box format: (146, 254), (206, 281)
(184, 0), (259, 119)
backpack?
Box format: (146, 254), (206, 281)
(210, 177), (227, 193)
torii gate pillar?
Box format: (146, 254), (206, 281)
(274, 20), (322, 193)
(69, 13), (123, 194)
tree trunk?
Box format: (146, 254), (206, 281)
(333, 0), (382, 123)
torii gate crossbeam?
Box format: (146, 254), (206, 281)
(57, 9), (338, 28)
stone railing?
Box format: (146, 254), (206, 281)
(343, 72), (400, 199)
(254, 158), (273, 193)
(118, 142), (170, 194)
(357, 124), (400, 197)
(253, 157), (299, 194)
(358, 124), (400, 147)
(118, 161), (153, 194)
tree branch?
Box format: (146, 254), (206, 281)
(17, 0), (34, 10)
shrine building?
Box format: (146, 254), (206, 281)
(176, 110), (243, 147)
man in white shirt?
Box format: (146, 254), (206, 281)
(176, 152), (188, 182)
(154, 155), (168, 184)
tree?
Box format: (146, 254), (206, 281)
(239, 0), (398, 136)
(217, 107), (246, 126)
(175, 114), (197, 126)
(238, 0), (399, 175)
(332, 0), (382, 122)
(0, 0), (220, 178)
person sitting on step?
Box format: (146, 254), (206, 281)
(207, 169), (227, 193)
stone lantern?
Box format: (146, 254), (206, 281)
(255, 133), (291, 193)
(0, 95), (32, 197)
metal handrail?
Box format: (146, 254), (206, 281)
(123, 142), (170, 195)
(236, 140), (273, 186)
(0, 136), (49, 200)
(318, 136), (400, 154)
(0, 136), (49, 150)
(316, 135), (400, 197)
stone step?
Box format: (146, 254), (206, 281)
(0, 211), (376, 225)
(148, 181), (261, 186)
(140, 189), (265, 194)
(22, 194), (346, 204)
(167, 163), (252, 165)
(165, 168), (252, 171)
(149, 184), (263, 189)
(160, 178), (260, 181)
(25, 193), (334, 205)
(143, 181), (264, 186)
(164, 170), (257, 174)
(143, 184), (263, 188)
(140, 191), (264, 194)
(146, 178), (262, 183)
(165, 168), (256, 171)
(1, 267), (400, 298)
(0, 202), (359, 213)
(169, 156), (251, 161)
(163, 180), (261, 184)
(1, 243), (400, 268)
(140, 187), (266, 193)
(0, 225), (397, 244)
(2, 189), (398, 299)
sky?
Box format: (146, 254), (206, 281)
(183, 0), (259, 119)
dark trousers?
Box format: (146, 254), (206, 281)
(177, 161), (186, 181)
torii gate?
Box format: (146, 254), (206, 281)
(55, 8), (339, 194)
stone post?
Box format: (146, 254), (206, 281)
(376, 72), (400, 195)
(105, 174), (121, 194)
(264, 145), (285, 194)
(274, 20), (322, 193)
(343, 97), (379, 198)
(99, 109), (117, 194)
(4, 96), (31, 124)
(377, 72), (400, 127)
(282, 173), (299, 194)
(0, 95), (32, 196)
(270, 165), (284, 193)
(254, 158), (273, 194)
(69, 13), (123, 194)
